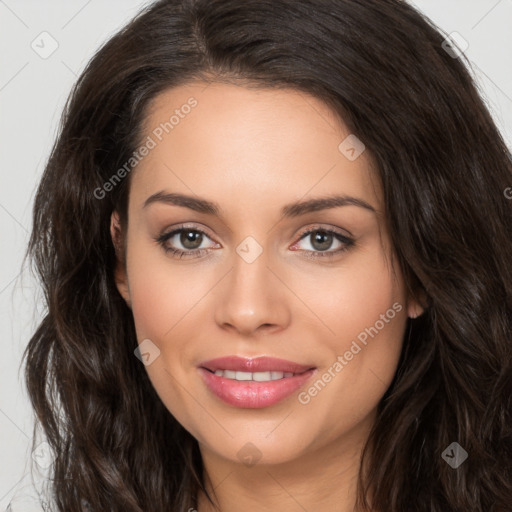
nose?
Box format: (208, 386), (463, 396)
(214, 247), (291, 338)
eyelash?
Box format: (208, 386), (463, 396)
(155, 224), (355, 260)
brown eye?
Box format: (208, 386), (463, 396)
(180, 229), (203, 250)
(291, 227), (355, 260)
(309, 230), (335, 251)
(155, 226), (219, 259)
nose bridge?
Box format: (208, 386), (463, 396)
(214, 238), (289, 335)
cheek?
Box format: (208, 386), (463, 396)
(298, 245), (407, 406)
(126, 239), (206, 340)
(125, 244), (208, 428)
(298, 246), (404, 348)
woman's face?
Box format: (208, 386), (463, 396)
(113, 81), (423, 467)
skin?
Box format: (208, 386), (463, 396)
(112, 81), (424, 512)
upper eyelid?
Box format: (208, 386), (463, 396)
(160, 224), (352, 247)
(295, 224), (353, 239)
(160, 224), (217, 243)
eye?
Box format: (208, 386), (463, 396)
(155, 225), (219, 259)
(290, 226), (355, 259)
(155, 224), (355, 260)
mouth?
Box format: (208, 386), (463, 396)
(202, 368), (311, 382)
(199, 355), (315, 375)
(198, 356), (317, 408)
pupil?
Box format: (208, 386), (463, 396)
(312, 231), (332, 251)
(178, 230), (333, 251)
(181, 230), (202, 249)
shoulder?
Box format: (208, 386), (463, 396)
(5, 431), (57, 512)
(4, 495), (49, 512)
(4, 472), (52, 512)
(5, 477), (93, 512)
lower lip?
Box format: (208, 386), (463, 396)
(198, 367), (317, 408)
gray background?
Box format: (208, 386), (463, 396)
(1, 0), (511, 507)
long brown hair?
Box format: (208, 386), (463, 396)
(23, 0), (512, 510)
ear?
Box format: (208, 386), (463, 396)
(110, 210), (131, 308)
(407, 287), (428, 319)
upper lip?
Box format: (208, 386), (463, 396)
(199, 356), (315, 374)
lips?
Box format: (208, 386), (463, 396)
(198, 356), (317, 408)
(199, 356), (315, 374)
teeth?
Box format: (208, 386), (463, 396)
(254, 371), (272, 382)
(212, 369), (297, 381)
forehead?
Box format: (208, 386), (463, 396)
(130, 81), (382, 217)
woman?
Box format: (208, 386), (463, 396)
(18, 0), (512, 510)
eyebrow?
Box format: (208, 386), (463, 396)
(143, 191), (377, 217)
